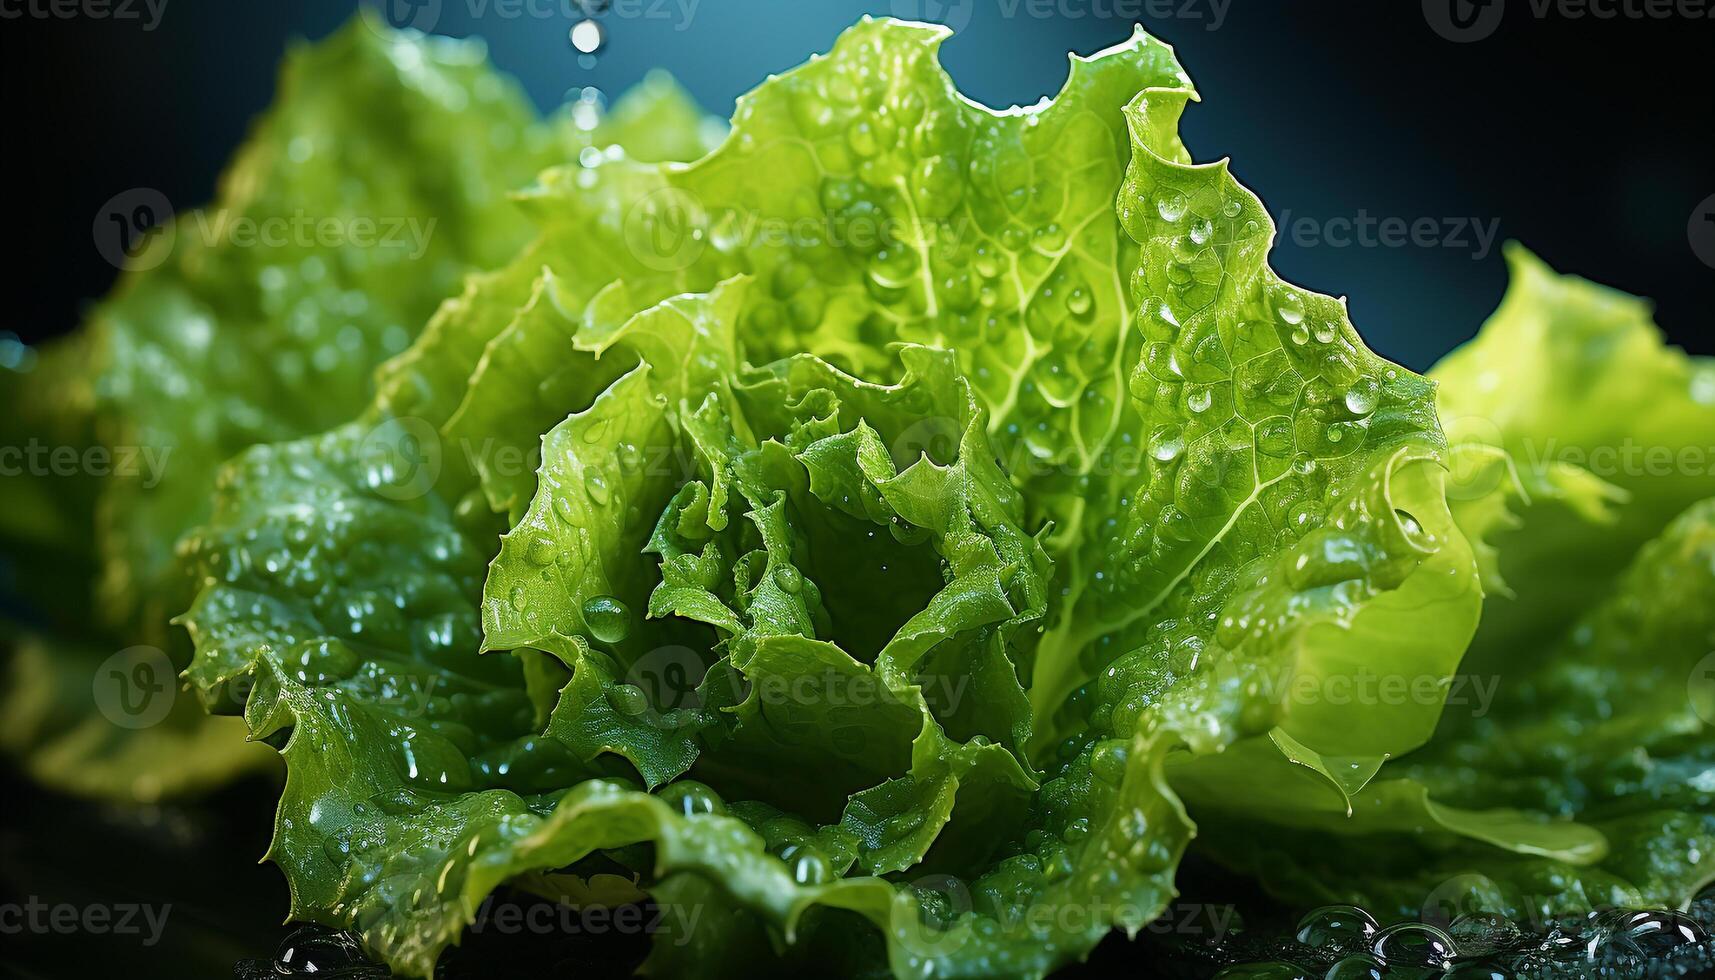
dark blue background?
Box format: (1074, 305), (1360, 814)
(4, 0), (1710, 369)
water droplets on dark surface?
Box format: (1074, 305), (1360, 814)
(238, 875), (1715, 978)
(1115, 879), (1715, 980)
(1294, 904), (1378, 949)
(242, 927), (380, 978)
(1371, 921), (1456, 970)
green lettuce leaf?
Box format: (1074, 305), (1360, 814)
(1435, 243), (1715, 664)
(1193, 249), (1715, 925)
(0, 22), (720, 802)
(172, 17), (1475, 978)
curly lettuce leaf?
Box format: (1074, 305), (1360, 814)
(1194, 250), (1715, 924)
(180, 278), (1050, 975)
(558, 16), (1471, 965)
(173, 17), (1470, 978)
(1199, 496), (1715, 922)
(521, 17), (1464, 766)
(85, 22), (567, 638)
(0, 22), (720, 803)
(1434, 243), (1715, 663)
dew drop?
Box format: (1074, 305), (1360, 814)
(1089, 739), (1129, 783)
(772, 565), (804, 594)
(616, 441), (642, 471)
(1149, 425), (1186, 462)
(782, 843), (831, 886)
(1156, 190), (1188, 223)
(525, 536), (555, 566)
(1394, 509), (1430, 547)
(605, 683), (648, 717)
(658, 779), (723, 817)
(1344, 377), (1380, 416)
(1067, 286), (1094, 317)
(584, 470), (612, 506)
(581, 595), (632, 644)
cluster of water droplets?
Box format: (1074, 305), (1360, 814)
(239, 865), (1715, 977)
(1199, 901), (1714, 978)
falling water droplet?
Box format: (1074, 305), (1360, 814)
(570, 19), (605, 66)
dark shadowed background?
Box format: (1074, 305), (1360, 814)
(2, 0), (1711, 370)
(0, 1), (1710, 976)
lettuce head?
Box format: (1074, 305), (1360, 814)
(3, 13), (1711, 980)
